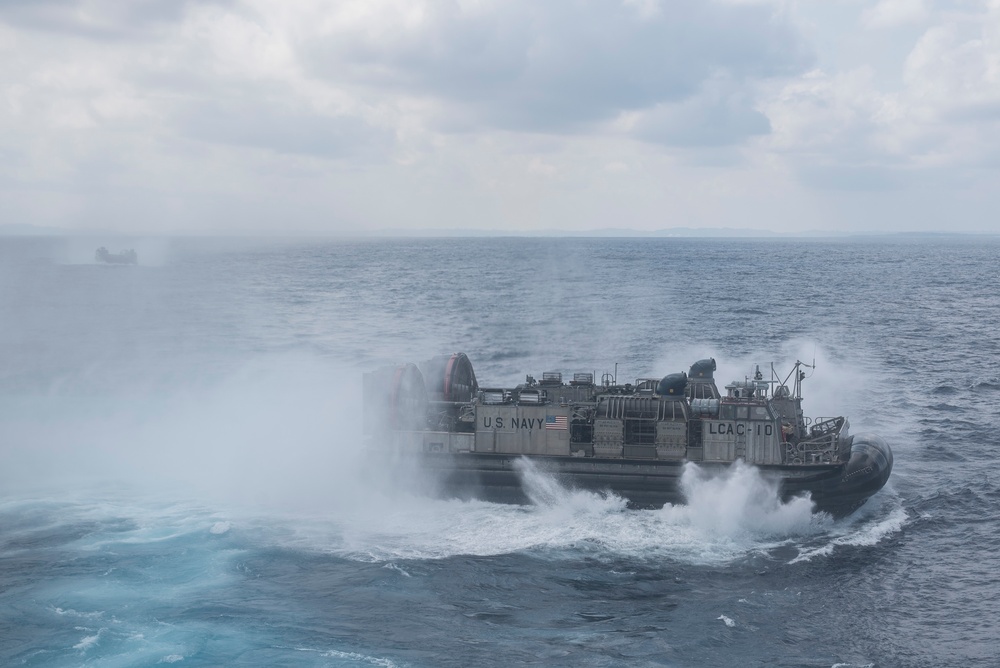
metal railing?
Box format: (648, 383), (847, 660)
(786, 417), (845, 465)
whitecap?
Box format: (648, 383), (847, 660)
(790, 505), (908, 564)
(383, 562), (411, 577)
(717, 614), (736, 627)
(320, 650), (401, 667)
(295, 647), (400, 668)
(53, 607), (104, 619)
(73, 628), (105, 651)
(210, 521), (231, 534)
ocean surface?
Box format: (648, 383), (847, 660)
(1, 235), (998, 667)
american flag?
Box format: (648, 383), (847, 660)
(545, 415), (568, 430)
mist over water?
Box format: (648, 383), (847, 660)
(2, 235), (999, 667)
(1, 353), (370, 512)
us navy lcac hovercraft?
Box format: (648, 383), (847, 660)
(363, 354), (893, 517)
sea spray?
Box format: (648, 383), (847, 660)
(667, 461), (819, 539)
(515, 457), (627, 513)
(311, 458), (832, 565)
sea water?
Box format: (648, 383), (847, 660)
(1, 235), (998, 667)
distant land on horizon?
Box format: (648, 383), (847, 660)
(0, 223), (995, 239)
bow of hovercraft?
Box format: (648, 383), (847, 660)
(809, 433), (894, 517)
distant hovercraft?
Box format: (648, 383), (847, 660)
(363, 355), (893, 517)
(95, 247), (138, 265)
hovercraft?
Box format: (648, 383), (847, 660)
(95, 247), (138, 265)
(363, 354), (892, 517)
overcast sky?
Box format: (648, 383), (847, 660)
(1, 0), (998, 235)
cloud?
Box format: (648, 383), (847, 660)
(0, 0), (232, 40)
(758, 1), (1000, 190)
(3, 0), (811, 160)
(862, 0), (929, 29)
(903, 16), (1000, 124)
(631, 77), (771, 147)
(177, 97), (393, 159)
(1, 0), (998, 234)
(302, 0), (812, 134)
(760, 67), (898, 168)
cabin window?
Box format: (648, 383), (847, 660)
(752, 406), (770, 420)
(736, 406), (749, 420)
(720, 405), (735, 420)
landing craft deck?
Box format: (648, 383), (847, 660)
(364, 354), (893, 517)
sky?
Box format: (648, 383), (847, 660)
(0, 0), (998, 236)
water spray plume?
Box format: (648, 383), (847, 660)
(670, 462), (817, 539)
